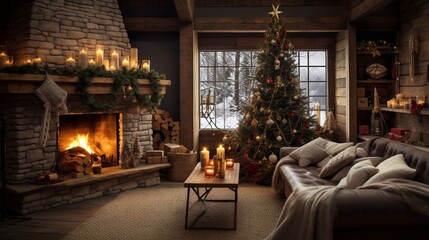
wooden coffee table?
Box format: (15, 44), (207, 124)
(184, 162), (240, 230)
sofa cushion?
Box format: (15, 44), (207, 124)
(364, 154), (416, 185)
(289, 143), (328, 167)
(319, 146), (357, 178)
(331, 156), (384, 182)
(337, 160), (379, 189)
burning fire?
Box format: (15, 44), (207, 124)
(67, 133), (93, 154)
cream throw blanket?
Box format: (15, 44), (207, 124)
(265, 178), (429, 240)
(272, 156), (297, 196)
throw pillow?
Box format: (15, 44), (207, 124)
(289, 143), (328, 167)
(331, 156), (384, 182)
(363, 154), (416, 186)
(356, 147), (369, 158)
(301, 137), (353, 156)
(337, 160), (379, 188)
(316, 155), (332, 168)
(319, 146), (357, 178)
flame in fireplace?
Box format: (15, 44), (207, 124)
(67, 133), (93, 154)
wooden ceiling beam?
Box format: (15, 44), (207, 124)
(349, 0), (395, 22)
(123, 17), (179, 32)
(194, 16), (347, 32)
(174, 0), (194, 22)
(195, 0), (349, 7)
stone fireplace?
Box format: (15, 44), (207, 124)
(0, 0), (171, 215)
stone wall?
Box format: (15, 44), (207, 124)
(4, 0), (130, 67)
(1, 94), (153, 184)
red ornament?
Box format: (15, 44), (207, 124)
(276, 37), (281, 44)
(267, 78), (274, 85)
(245, 121), (251, 126)
(290, 111), (296, 118)
(243, 152), (249, 159)
(284, 44), (289, 50)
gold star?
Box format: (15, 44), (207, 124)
(268, 4), (283, 20)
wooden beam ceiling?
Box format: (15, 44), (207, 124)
(174, 0), (194, 22)
(194, 0), (349, 7)
(349, 0), (395, 22)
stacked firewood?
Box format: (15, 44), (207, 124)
(59, 146), (96, 178)
(152, 109), (180, 150)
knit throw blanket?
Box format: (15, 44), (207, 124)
(265, 178), (429, 240)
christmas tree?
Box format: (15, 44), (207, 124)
(223, 5), (317, 185)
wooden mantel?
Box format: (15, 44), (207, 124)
(0, 73), (171, 95)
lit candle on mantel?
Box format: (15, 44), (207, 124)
(88, 59), (95, 67)
(95, 45), (104, 67)
(4, 56), (13, 67)
(130, 47), (138, 69)
(111, 49), (119, 70)
(0, 51), (7, 68)
(79, 47), (88, 68)
(65, 56), (76, 67)
(122, 56), (129, 70)
(216, 145), (225, 161)
(142, 59), (150, 71)
(200, 147), (210, 169)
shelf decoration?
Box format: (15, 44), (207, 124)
(357, 40), (398, 58)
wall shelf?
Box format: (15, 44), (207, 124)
(380, 107), (429, 116)
(357, 79), (396, 84)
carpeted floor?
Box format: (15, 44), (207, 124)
(63, 182), (285, 240)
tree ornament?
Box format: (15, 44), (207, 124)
(293, 95), (299, 101)
(245, 121), (251, 126)
(282, 118), (288, 124)
(255, 135), (261, 142)
(260, 107), (265, 112)
(290, 111), (296, 118)
(222, 135), (228, 142)
(292, 129), (297, 134)
(276, 135), (282, 141)
(269, 153), (278, 164)
(251, 118), (258, 126)
(271, 39), (276, 45)
(228, 146), (232, 150)
(255, 91), (260, 97)
(267, 78), (274, 85)
(266, 118), (275, 126)
(246, 113), (251, 119)
(274, 58), (280, 70)
(262, 156), (268, 162)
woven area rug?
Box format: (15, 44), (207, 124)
(63, 182), (284, 240)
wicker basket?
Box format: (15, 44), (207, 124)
(166, 152), (197, 182)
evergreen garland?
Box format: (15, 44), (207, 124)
(0, 64), (165, 111)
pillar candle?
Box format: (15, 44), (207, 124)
(0, 50), (6, 68)
(33, 57), (42, 65)
(142, 59), (150, 71)
(88, 59), (95, 67)
(111, 49), (119, 70)
(216, 145), (225, 161)
(95, 46), (104, 67)
(226, 158), (234, 169)
(103, 59), (109, 68)
(4, 56), (13, 67)
(122, 56), (130, 70)
(130, 48), (138, 69)
(79, 48), (88, 68)
(200, 147), (210, 169)
(65, 57), (76, 67)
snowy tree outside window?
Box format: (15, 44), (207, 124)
(199, 50), (327, 129)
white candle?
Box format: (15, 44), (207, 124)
(130, 48), (138, 69)
(88, 59), (95, 67)
(4, 56), (13, 67)
(122, 56), (129, 70)
(0, 52), (7, 67)
(95, 46), (104, 67)
(314, 102), (320, 125)
(111, 49), (119, 70)
(103, 59), (109, 68)
(109, 65), (116, 71)
(79, 48), (88, 68)
(33, 57), (42, 64)
(142, 59), (150, 71)
(200, 147), (210, 169)
(216, 145), (225, 161)
(65, 57), (76, 67)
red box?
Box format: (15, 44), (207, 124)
(391, 128), (407, 136)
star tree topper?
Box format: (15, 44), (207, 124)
(268, 4), (283, 20)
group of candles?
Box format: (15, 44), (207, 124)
(200, 145), (234, 177)
(386, 93), (426, 109)
(314, 102), (321, 125)
(0, 45), (151, 71)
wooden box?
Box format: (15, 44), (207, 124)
(146, 150), (164, 157)
(147, 156), (168, 164)
(164, 143), (188, 153)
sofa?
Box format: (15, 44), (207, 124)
(271, 137), (429, 240)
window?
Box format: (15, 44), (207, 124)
(199, 50), (327, 129)
(297, 50), (328, 125)
(199, 51), (258, 129)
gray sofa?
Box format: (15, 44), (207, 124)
(274, 137), (429, 240)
